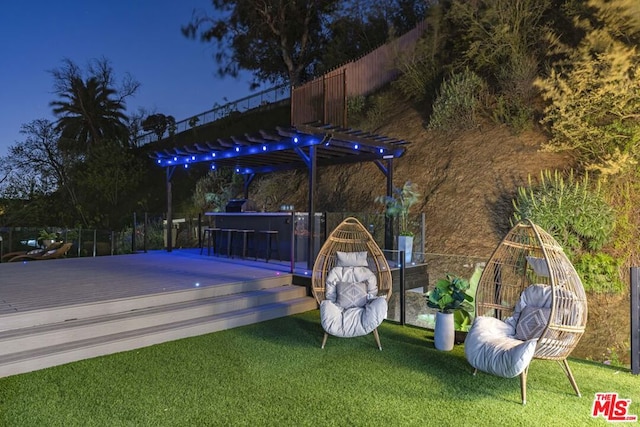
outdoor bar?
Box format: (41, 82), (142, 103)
(204, 206), (325, 271)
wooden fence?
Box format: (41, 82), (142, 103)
(291, 20), (427, 127)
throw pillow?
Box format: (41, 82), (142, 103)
(336, 251), (369, 267)
(526, 256), (550, 278)
(514, 305), (550, 340)
(336, 281), (368, 309)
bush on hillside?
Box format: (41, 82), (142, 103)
(512, 170), (615, 255)
(427, 69), (488, 131)
(535, 0), (640, 167)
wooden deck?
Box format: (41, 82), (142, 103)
(0, 249), (305, 316)
(0, 250), (317, 377)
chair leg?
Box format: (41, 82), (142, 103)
(520, 367), (528, 405)
(373, 328), (382, 351)
(559, 359), (581, 397)
(321, 332), (329, 349)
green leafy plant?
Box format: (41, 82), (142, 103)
(426, 273), (474, 313)
(427, 69), (488, 131)
(38, 230), (58, 240)
(574, 252), (625, 294)
(453, 309), (473, 332)
(375, 181), (420, 236)
(513, 170), (616, 254)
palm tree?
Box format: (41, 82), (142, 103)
(50, 76), (129, 150)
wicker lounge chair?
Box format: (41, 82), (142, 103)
(1, 241), (64, 262)
(8, 242), (73, 262)
(311, 217), (392, 350)
(464, 219), (587, 404)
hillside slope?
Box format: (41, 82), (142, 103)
(311, 98), (573, 258)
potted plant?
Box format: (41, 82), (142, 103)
(38, 230), (60, 248)
(376, 181), (420, 263)
(426, 273), (474, 351)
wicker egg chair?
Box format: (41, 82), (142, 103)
(312, 217), (392, 350)
(465, 219), (588, 404)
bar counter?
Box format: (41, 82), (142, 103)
(205, 212), (295, 262)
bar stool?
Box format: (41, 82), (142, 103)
(233, 229), (255, 259)
(256, 230), (281, 262)
(200, 227), (220, 256)
(219, 228), (237, 258)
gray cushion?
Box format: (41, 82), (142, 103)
(514, 306), (550, 340)
(336, 281), (367, 308)
(504, 284), (552, 330)
(464, 316), (537, 378)
(320, 297), (388, 338)
(526, 256), (550, 277)
(336, 251), (369, 267)
(325, 266), (378, 300)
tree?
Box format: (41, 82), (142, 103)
(49, 58), (140, 150)
(535, 0), (640, 169)
(1, 120), (66, 199)
(126, 107), (151, 148)
(0, 119), (83, 225)
(141, 114), (176, 141)
(183, 1), (426, 87)
(182, 0), (340, 87)
(317, 0), (427, 74)
(72, 140), (145, 228)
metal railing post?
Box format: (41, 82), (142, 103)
(400, 250), (406, 326)
(144, 212), (148, 253)
(132, 212), (137, 253)
(631, 267), (639, 375)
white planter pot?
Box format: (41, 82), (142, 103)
(398, 235), (413, 264)
(434, 311), (455, 351)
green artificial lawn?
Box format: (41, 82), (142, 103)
(0, 311), (637, 426)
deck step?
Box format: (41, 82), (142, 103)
(0, 279), (317, 378)
(0, 275), (292, 331)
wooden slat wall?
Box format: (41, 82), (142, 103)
(292, 20), (427, 126)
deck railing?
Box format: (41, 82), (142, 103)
(134, 84), (290, 146)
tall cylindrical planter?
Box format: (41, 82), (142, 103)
(434, 311), (455, 351)
(398, 235), (413, 264)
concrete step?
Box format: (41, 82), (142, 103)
(0, 278), (317, 378)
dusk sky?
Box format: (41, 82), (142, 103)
(0, 0), (257, 157)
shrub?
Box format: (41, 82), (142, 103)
(574, 252), (625, 294)
(513, 170), (616, 254)
(491, 94), (534, 134)
(392, 1), (448, 102)
(427, 69), (489, 131)
(534, 0), (640, 167)
(347, 96), (366, 116)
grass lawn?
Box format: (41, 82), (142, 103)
(0, 310), (637, 426)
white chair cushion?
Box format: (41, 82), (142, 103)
(464, 316), (537, 378)
(325, 266), (378, 302)
(320, 297), (388, 338)
(336, 251), (369, 267)
(526, 256), (550, 277)
(321, 265), (386, 337)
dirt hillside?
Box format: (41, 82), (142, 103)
(313, 98), (573, 259)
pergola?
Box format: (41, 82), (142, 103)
(149, 122), (410, 265)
